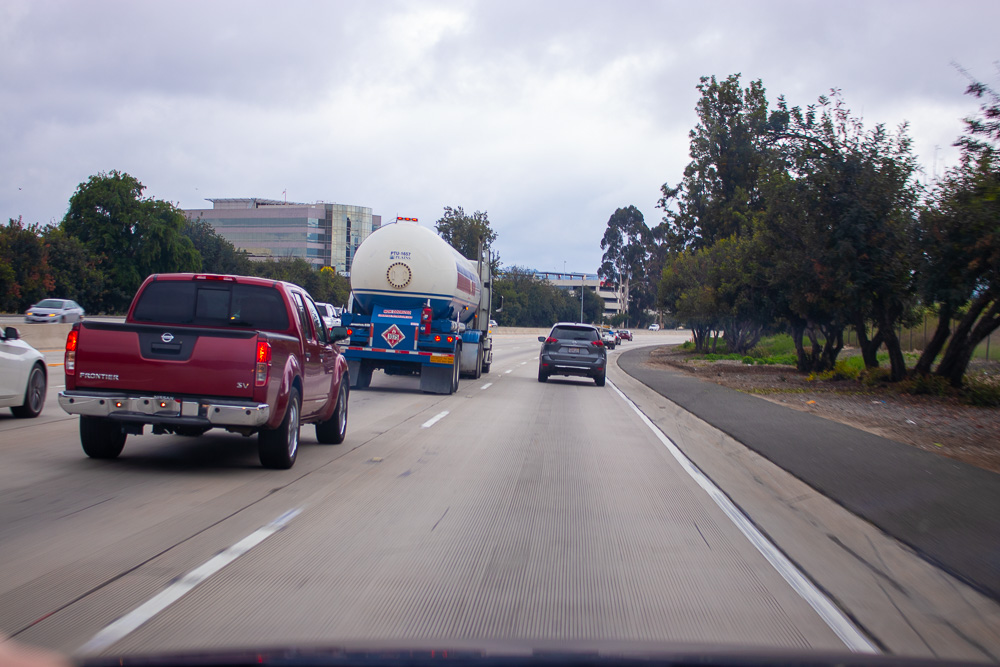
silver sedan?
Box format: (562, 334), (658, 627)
(24, 298), (85, 323)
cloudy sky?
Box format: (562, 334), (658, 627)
(3, 1), (998, 275)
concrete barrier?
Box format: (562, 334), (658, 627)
(6, 323), (74, 350)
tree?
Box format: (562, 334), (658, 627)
(656, 74), (782, 352)
(658, 74), (775, 251)
(40, 227), (105, 311)
(493, 267), (588, 327)
(761, 92), (920, 378)
(182, 218), (253, 275)
(61, 171), (200, 312)
(0, 217), (53, 312)
(599, 205), (650, 326)
(434, 206), (500, 274)
(914, 74), (1000, 386)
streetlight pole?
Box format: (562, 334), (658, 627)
(580, 274), (585, 323)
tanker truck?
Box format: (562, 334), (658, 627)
(341, 219), (497, 395)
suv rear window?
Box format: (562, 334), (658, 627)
(550, 326), (598, 341)
(132, 281), (290, 331)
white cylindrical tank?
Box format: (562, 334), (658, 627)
(350, 222), (482, 323)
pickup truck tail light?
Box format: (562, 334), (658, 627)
(255, 339), (272, 387)
(420, 307), (433, 335)
(65, 329), (79, 375)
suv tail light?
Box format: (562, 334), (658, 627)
(65, 329), (79, 375)
(591, 340), (604, 348)
(255, 339), (272, 387)
(545, 337), (558, 343)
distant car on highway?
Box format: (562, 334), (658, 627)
(538, 323), (606, 386)
(600, 328), (617, 349)
(619, 329), (632, 341)
(648, 323), (660, 331)
(489, 319), (498, 329)
(24, 298), (85, 323)
(315, 302), (342, 332)
(0, 326), (47, 418)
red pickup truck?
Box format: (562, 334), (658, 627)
(58, 273), (350, 469)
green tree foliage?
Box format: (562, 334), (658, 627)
(61, 171), (200, 311)
(0, 217), (53, 311)
(914, 76), (1000, 386)
(762, 92), (920, 377)
(40, 227), (105, 310)
(435, 206), (500, 274)
(494, 267), (598, 327)
(659, 74), (775, 251)
(182, 218), (253, 275)
(599, 205), (650, 325)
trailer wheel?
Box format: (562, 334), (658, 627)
(355, 362), (373, 390)
(258, 388), (300, 469)
(80, 417), (127, 459)
(316, 377), (348, 445)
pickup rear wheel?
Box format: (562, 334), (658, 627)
(316, 377), (348, 445)
(80, 417), (127, 459)
(258, 388), (300, 469)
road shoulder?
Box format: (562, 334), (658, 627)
(610, 345), (1000, 662)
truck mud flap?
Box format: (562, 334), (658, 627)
(420, 365), (454, 395)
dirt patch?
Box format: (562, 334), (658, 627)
(645, 346), (1000, 475)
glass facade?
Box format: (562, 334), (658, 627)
(183, 198), (373, 274)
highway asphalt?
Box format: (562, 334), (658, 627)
(617, 346), (1000, 604)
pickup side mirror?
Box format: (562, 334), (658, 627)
(329, 326), (350, 343)
(4, 326), (20, 341)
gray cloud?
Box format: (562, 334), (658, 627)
(2, 0), (997, 273)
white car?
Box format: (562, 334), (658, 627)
(0, 326), (47, 418)
(315, 302), (342, 332)
(648, 323), (660, 331)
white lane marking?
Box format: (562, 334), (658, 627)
(80, 508), (302, 654)
(519, 361), (526, 365)
(480, 383), (493, 391)
(609, 381), (877, 654)
(504, 369), (512, 374)
(421, 411), (449, 428)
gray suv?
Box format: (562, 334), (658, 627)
(537, 323), (607, 386)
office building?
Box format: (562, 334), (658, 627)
(183, 198), (374, 275)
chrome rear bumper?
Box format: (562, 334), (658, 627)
(58, 391), (270, 428)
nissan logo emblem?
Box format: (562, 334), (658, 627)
(161, 332), (175, 343)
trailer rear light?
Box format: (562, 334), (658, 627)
(420, 307), (432, 335)
(65, 329), (78, 375)
(255, 340), (272, 387)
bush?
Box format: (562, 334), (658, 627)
(900, 373), (952, 397)
(962, 378), (1000, 407)
(860, 368), (892, 386)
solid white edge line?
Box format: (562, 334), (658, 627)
(79, 508), (302, 655)
(608, 380), (878, 654)
(480, 383), (493, 390)
(421, 411), (449, 428)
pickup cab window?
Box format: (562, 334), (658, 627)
(132, 281), (290, 332)
(303, 297), (327, 345)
